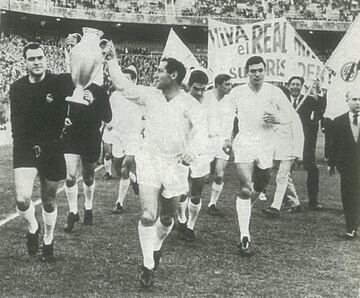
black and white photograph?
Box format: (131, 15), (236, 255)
(0, 0), (359, 296)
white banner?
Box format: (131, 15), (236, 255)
(325, 15), (360, 118)
(208, 18), (326, 86)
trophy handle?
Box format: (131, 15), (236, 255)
(99, 38), (109, 48)
(65, 33), (83, 72)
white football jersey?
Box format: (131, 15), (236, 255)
(108, 59), (208, 158)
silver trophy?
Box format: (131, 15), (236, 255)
(65, 27), (109, 105)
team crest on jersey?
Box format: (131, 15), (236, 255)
(340, 62), (358, 82)
(46, 93), (54, 103)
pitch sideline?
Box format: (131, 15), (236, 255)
(0, 165), (104, 228)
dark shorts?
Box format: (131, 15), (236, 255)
(63, 132), (101, 163)
(13, 139), (66, 182)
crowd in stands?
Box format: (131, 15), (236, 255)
(0, 32), (207, 108)
(51, 0), (166, 15)
(34, 0), (360, 21)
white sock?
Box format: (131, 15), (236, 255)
(236, 196), (251, 241)
(209, 182), (223, 207)
(65, 184), (78, 214)
(138, 221), (155, 270)
(129, 171), (137, 183)
(187, 199), (202, 230)
(83, 181), (95, 210)
(104, 159), (112, 175)
(177, 197), (188, 224)
(17, 202), (38, 233)
(42, 207), (57, 245)
(116, 178), (130, 206)
(153, 218), (174, 251)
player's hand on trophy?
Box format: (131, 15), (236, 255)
(64, 117), (72, 127)
(65, 34), (78, 51)
(222, 139), (232, 155)
(177, 151), (196, 166)
(102, 41), (116, 61)
(263, 112), (280, 124)
(83, 90), (94, 104)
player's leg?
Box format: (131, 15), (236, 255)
(136, 154), (161, 287)
(235, 162), (254, 256)
(37, 141), (66, 261)
(152, 159), (189, 263)
(128, 155), (139, 195)
(114, 155), (132, 212)
(112, 155), (125, 214)
(186, 176), (206, 241)
(81, 159), (97, 225)
(208, 158), (227, 215)
(138, 184), (160, 287)
(103, 142), (113, 179)
(153, 194), (179, 254)
(64, 153), (81, 232)
(39, 177), (58, 261)
(14, 167), (40, 255)
(177, 193), (188, 236)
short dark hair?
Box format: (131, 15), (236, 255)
(161, 57), (186, 85)
(188, 70), (209, 87)
(288, 76), (304, 86)
(23, 42), (45, 59)
(123, 69), (137, 81)
(214, 74), (231, 87)
(245, 56), (266, 72)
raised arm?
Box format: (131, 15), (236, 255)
(104, 42), (145, 105)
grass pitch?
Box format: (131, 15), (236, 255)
(0, 144), (359, 297)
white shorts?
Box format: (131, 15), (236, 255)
(210, 137), (229, 161)
(233, 138), (274, 169)
(135, 153), (189, 198)
(111, 135), (125, 158)
(124, 134), (142, 156)
(190, 155), (212, 178)
(112, 134), (142, 158)
(102, 129), (115, 144)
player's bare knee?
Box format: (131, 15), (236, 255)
(83, 176), (94, 186)
(238, 186), (252, 199)
(190, 195), (201, 205)
(160, 215), (174, 227)
(16, 200), (31, 212)
(214, 175), (224, 185)
(140, 213), (155, 226)
(179, 193), (188, 202)
(120, 167), (130, 179)
(104, 153), (111, 160)
(42, 201), (56, 213)
(66, 175), (76, 187)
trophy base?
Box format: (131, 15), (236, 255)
(65, 96), (89, 106)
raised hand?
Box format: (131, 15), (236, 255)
(102, 41), (116, 61)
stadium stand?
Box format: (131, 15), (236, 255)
(32, 0), (360, 21)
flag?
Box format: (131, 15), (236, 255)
(162, 28), (200, 75)
(325, 15), (360, 118)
